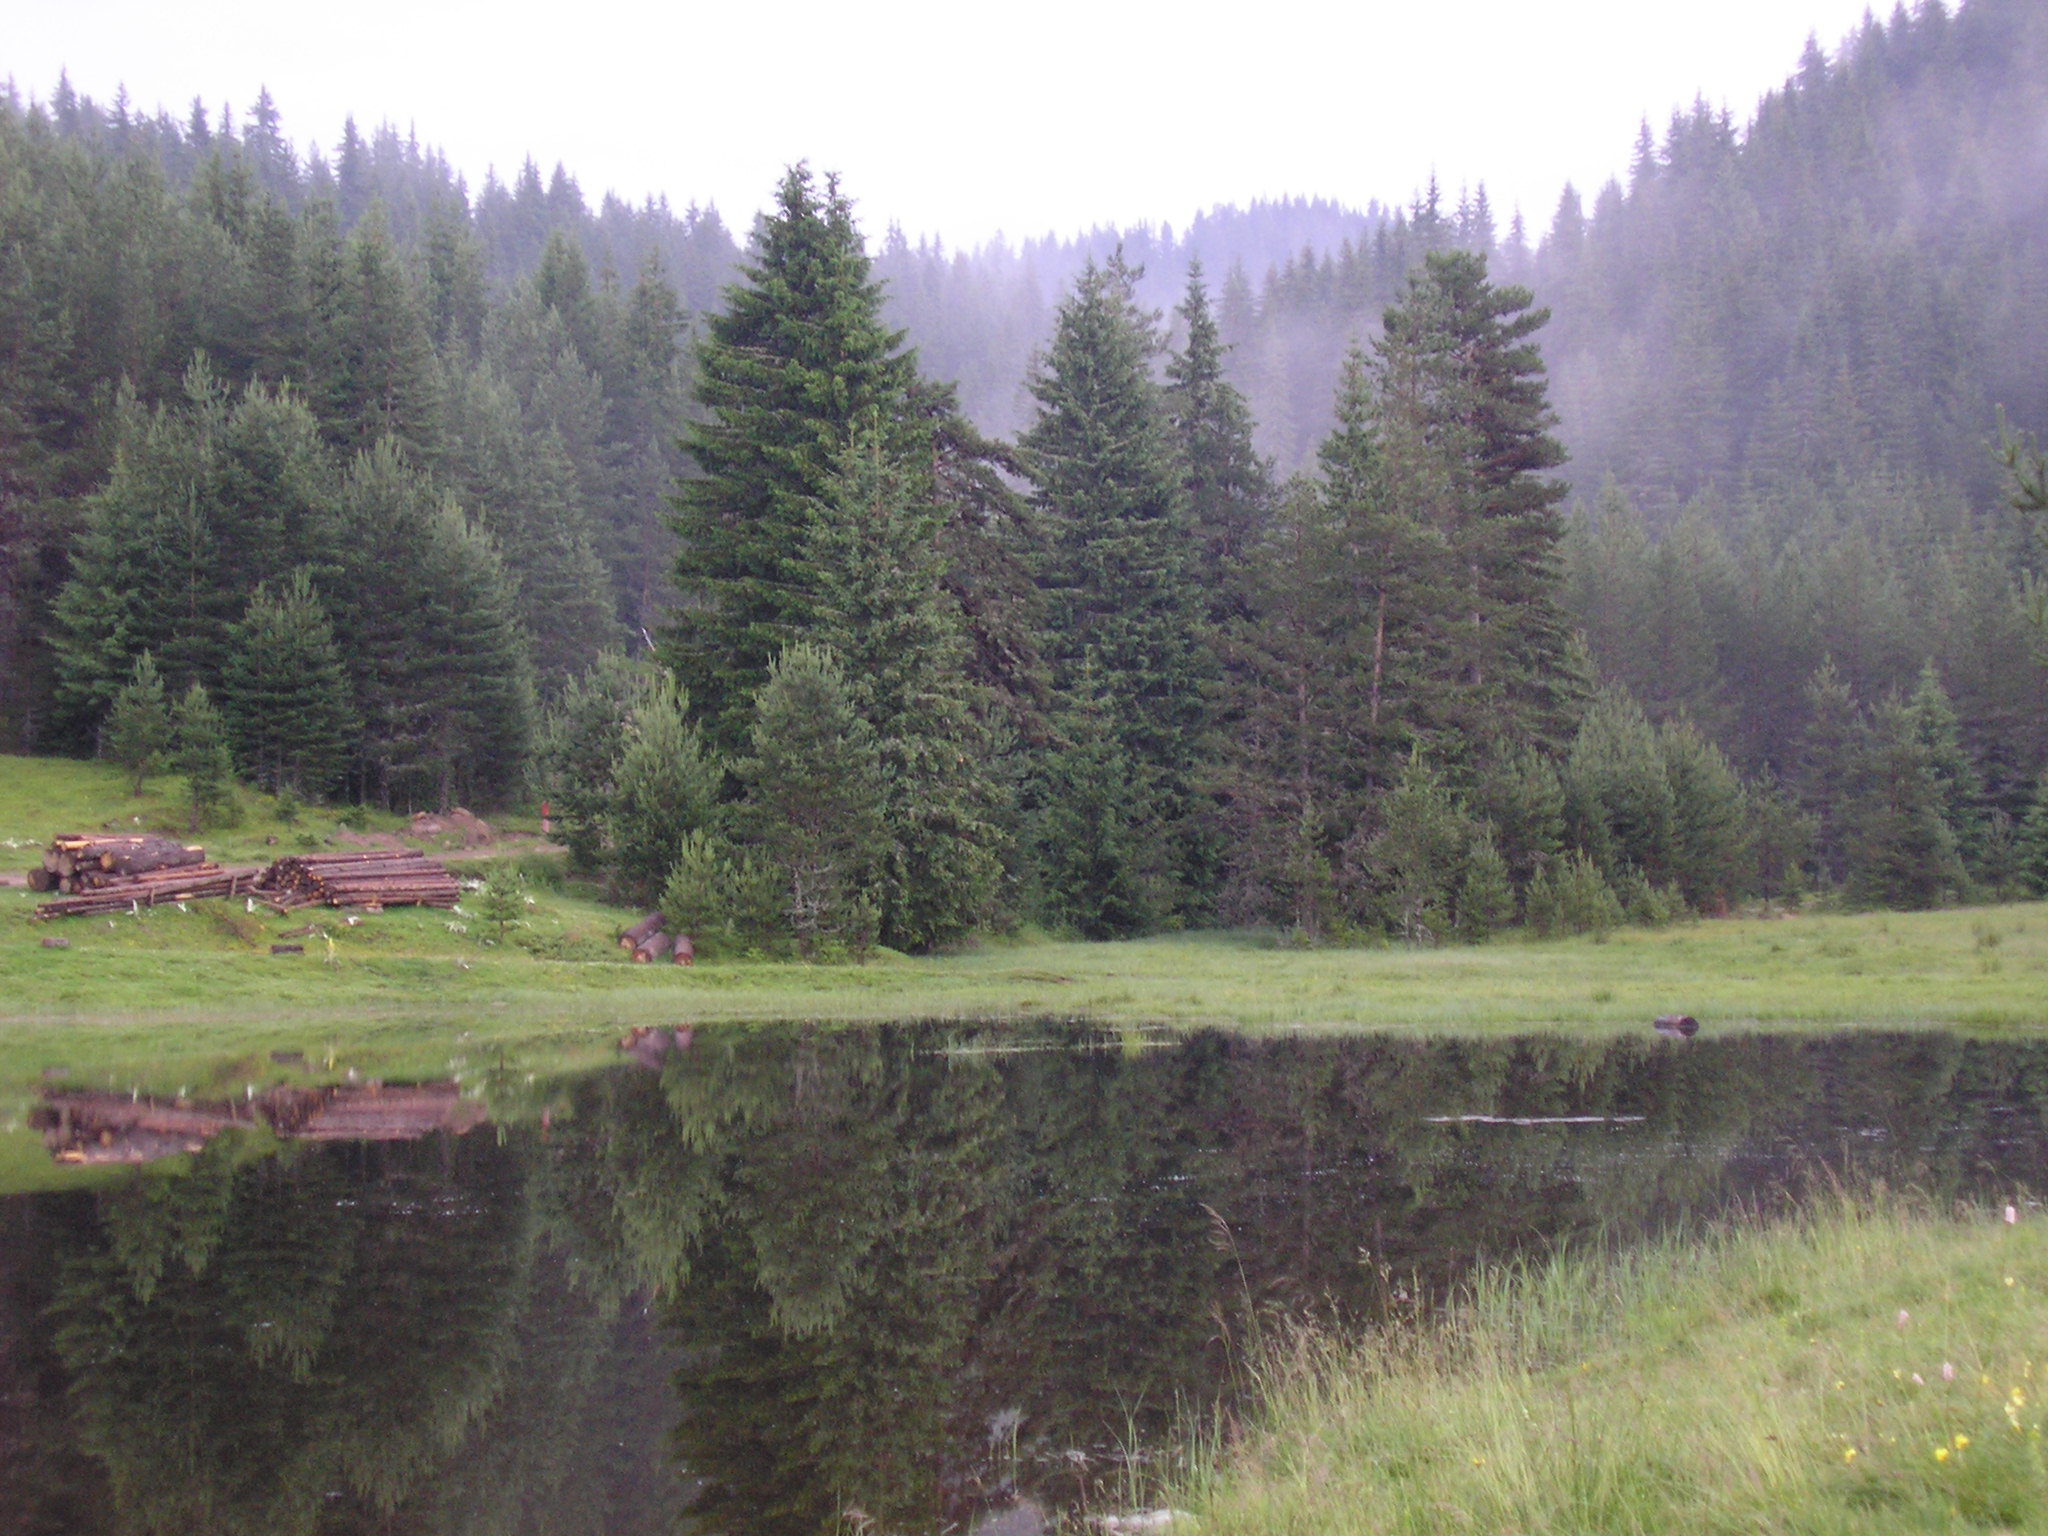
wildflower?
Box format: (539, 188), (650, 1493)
(1955, 1435), (1970, 1450)
(1913, 1373), (1925, 1386)
(1943, 1362), (1956, 1381)
(1471, 1457), (1486, 1466)
(1935, 1447), (1950, 1463)
(2008, 1277), (2018, 1287)
(1843, 1447), (1857, 1463)
(2007, 1205), (2019, 1225)
(1898, 1310), (1912, 1328)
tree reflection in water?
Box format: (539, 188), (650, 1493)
(6, 1026), (2048, 1533)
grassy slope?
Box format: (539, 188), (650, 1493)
(1184, 1199), (2048, 1533)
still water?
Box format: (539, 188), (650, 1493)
(5, 1024), (2047, 1533)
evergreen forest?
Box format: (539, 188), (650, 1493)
(4, 0), (2047, 953)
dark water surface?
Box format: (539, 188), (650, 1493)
(6, 1024), (2048, 1534)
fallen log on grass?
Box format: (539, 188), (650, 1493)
(620, 912), (666, 950)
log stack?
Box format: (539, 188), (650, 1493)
(617, 911), (694, 964)
(31, 835), (207, 893)
(29, 834), (253, 918)
(252, 849), (462, 911)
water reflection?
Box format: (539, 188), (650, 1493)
(6, 1025), (2048, 1533)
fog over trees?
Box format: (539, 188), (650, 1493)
(3, 0), (2046, 944)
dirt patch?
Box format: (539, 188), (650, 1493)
(409, 807), (494, 846)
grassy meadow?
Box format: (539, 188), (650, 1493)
(5, 753), (2047, 1086)
(1178, 1197), (2048, 1533)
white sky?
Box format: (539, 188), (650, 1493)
(7, 0), (1882, 250)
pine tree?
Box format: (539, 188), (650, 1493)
(733, 643), (888, 957)
(437, 364), (616, 691)
(1213, 479), (1351, 934)
(607, 672), (722, 906)
(1370, 250), (1581, 764)
(1022, 253), (1211, 921)
(327, 441), (533, 808)
(666, 166), (920, 754)
(1562, 691), (1676, 886)
(1166, 260), (1274, 624)
(1905, 659), (1985, 874)
(103, 651), (172, 794)
(1657, 715), (1750, 912)
(1350, 754), (1478, 944)
(219, 570), (357, 797)
(1845, 695), (1966, 909)
(1029, 685), (1149, 940)
(531, 651), (656, 871)
(50, 363), (340, 741)
(1471, 746), (1567, 893)
(1314, 344), (1454, 786)
(172, 679), (234, 833)
(808, 419), (1002, 950)
(1796, 658), (1867, 887)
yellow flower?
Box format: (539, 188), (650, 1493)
(1843, 1447), (1858, 1463)
(2006, 1276), (2017, 1287)
(1954, 1435), (1970, 1450)
(1935, 1447), (1951, 1463)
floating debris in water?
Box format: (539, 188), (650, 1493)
(1424, 1114), (1648, 1127)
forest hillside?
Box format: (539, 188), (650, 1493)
(2, 0), (2045, 952)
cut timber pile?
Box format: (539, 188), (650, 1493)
(253, 849), (461, 911)
(32, 835), (205, 891)
(618, 911), (694, 964)
(29, 834), (253, 918)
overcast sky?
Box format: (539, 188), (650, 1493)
(9, 0), (1882, 249)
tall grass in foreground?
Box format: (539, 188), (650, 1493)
(1180, 1197), (2048, 1533)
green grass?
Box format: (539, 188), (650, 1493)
(1180, 1197), (2048, 1533)
(4, 751), (2048, 1104)
(0, 752), (430, 863)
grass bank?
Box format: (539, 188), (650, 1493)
(1181, 1198), (2048, 1533)
(4, 753), (2047, 1087)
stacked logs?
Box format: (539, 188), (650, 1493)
(30, 835), (254, 918)
(30, 835), (206, 894)
(253, 850), (462, 911)
(619, 911), (695, 965)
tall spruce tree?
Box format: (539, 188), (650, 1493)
(1212, 478), (1351, 934)
(327, 441), (532, 808)
(808, 419), (1002, 950)
(1165, 260), (1274, 624)
(1371, 250), (1581, 764)
(665, 165), (920, 754)
(219, 570), (356, 797)
(1022, 253), (1212, 924)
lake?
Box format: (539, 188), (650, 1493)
(5, 1023), (2045, 1532)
